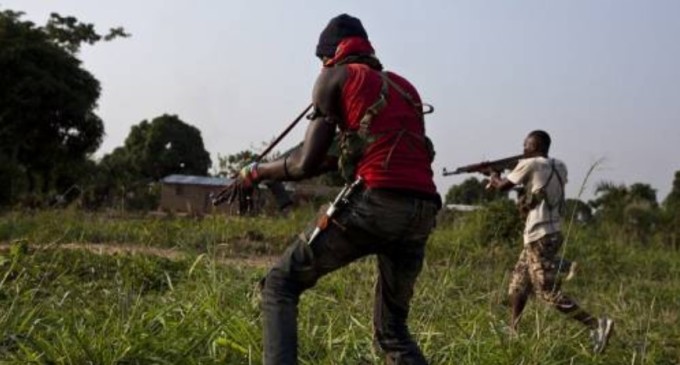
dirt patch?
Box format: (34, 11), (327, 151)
(0, 242), (277, 268)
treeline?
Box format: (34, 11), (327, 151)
(0, 7), (337, 213)
(0, 9), (225, 210)
(445, 173), (680, 247)
(3, 5), (678, 233)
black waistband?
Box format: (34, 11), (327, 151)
(370, 187), (442, 209)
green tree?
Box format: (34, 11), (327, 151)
(590, 182), (630, 225)
(628, 183), (658, 208)
(663, 171), (680, 212)
(564, 198), (593, 223)
(0, 9), (127, 204)
(124, 114), (212, 181)
(661, 171), (680, 248)
(456, 198), (522, 246)
(85, 115), (209, 211)
(445, 177), (508, 205)
(43, 12), (128, 53)
(216, 150), (258, 177)
(82, 147), (137, 209)
(590, 181), (660, 243)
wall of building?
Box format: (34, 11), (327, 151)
(159, 184), (233, 215)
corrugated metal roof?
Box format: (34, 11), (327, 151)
(445, 204), (481, 212)
(161, 174), (232, 186)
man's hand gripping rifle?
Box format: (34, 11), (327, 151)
(442, 154), (524, 176)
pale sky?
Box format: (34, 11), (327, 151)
(3, 0), (679, 201)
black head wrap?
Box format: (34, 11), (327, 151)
(315, 14), (368, 59)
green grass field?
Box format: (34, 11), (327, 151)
(1, 209), (678, 364)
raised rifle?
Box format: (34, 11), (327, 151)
(442, 154), (524, 176)
(307, 177), (363, 245)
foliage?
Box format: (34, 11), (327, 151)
(661, 171), (680, 248)
(0, 154), (27, 205)
(448, 198), (523, 246)
(124, 114), (212, 181)
(43, 12), (129, 54)
(565, 198), (593, 223)
(84, 115), (210, 211)
(589, 182), (629, 224)
(0, 209), (312, 253)
(663, 171), (680, 212)
(628, 183), (659, 208)
(81, 147), (135, 209)
(590, 181), (660, 243)
(445, 177), (508, 205)
(1, 210), (679, 363)
(0, 8), (127, 205)
(217, 150), (258, 177)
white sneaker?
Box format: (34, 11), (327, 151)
(590, 316), (614, 354)
(555, 257), (577, 281)
(565, 261), (577, 281)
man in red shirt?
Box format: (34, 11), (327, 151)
(227, 14), (440, 365)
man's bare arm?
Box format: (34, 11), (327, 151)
(256, 67), (345, 181)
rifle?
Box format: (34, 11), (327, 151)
(442, 154), (524, 176)
(212, 102), (314, 206)
(307, 177), (363, 245)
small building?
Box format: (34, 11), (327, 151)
(445, 204), (481, 212)
(159, 174), (233, 215)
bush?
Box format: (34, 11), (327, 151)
(446, 199), (523, 247)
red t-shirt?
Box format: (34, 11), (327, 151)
(326, 38), (436, 195)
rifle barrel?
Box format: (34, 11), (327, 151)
(442, 154), (524, 177)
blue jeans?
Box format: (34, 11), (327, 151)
(261, 188), (440, 365)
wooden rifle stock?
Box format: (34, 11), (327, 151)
(307, 177), (363, 245)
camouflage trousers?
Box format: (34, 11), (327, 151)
(508, 232), (577, 308)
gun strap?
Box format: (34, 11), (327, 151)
(551, 159), (566, 212)
(381, 72), (426, 120)
(346, 71), (433, 175)
(358, 79), (388, 137)
(358, 71), (429, 135)
(536, 159), (565, 212)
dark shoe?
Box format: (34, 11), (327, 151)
(590, 316), (614, 354)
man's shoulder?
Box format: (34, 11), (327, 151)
(552, 158), (568, 178)
(511, 157), (564, 176)
(532, 157), (568, 180)
(554, 158), (567, 168)
(384, 70), (410, 83)
(515, 157), (540, 170)
(522, 156), (566, 168)
(546, 157), (568, 173)
(384, 70), (420, 95)
(313, 67), (348, 107)
(507, 158), (534, 183)
(317, 66), (348, 86)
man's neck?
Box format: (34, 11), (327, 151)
(525, 152), (548, 158)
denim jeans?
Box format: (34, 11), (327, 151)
(261, 188), (439, 365)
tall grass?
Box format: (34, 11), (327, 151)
(0, 209), (315, 253)
(0, 209), (679, 364)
